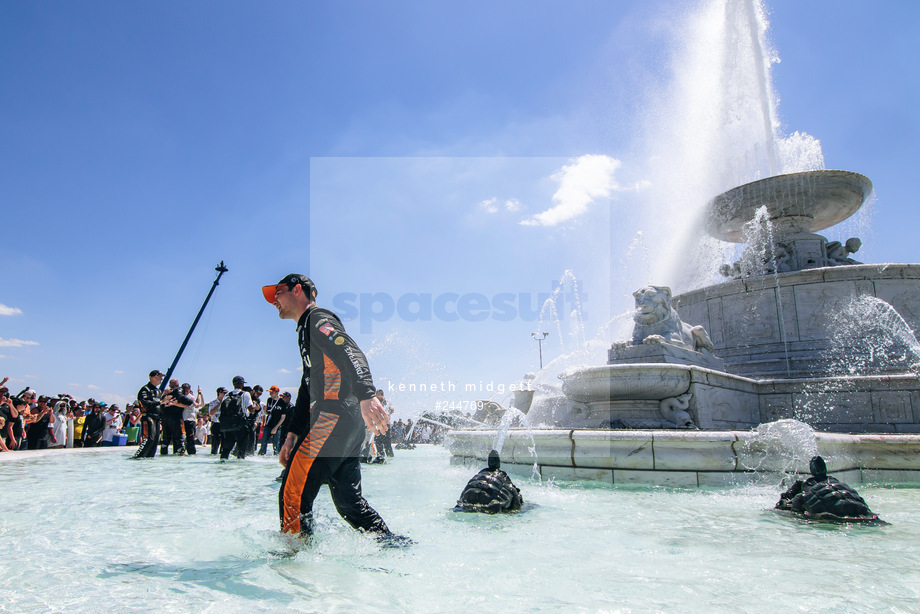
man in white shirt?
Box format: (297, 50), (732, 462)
(181, 384), (203, 455)
(207, 386), (227, 455)
(102, 405), (122, 445)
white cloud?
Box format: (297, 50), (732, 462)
(68, 383), (81, 388)
(478, 197), (498, 214)
(0, 303), (22, 316)
(478, 197), (524, 215)
(87, 384), (101, 390)
(521, 154), (643, 227)
(114, 370), (124, 375)
(278, 368), (292, 374)
(0, 338), (39, 348)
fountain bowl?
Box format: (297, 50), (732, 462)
(705, 170), (872, 242)
(561, 364), (691, 401)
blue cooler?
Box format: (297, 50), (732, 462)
(112, 433), (128, 446)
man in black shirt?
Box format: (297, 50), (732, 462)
(134, 370), (164, 458)
(218, 375), (253, 461)
(82, 404), (105, 447)
(278, 391), (293, 439)
(27, 396), (53, 449)
(160, 379), (190, 456)
(245, 385), (263, 456)
(258, 385), (289, 456)
(0, 394), (25, 451)
(263, 273), (395, 539)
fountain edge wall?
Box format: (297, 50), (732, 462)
(447, 429), (920, 487)
(672, 263), (920, 379)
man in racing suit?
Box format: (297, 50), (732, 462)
(264, 273), (393, 538)
(134, 369), (164, 458)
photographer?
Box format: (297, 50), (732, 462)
(0, 389), (23, 451)
(101, 404), (122, 445)
(48, 398), (69, 448)
(0, 415), (11, 451)
(25, 396), (54, 450)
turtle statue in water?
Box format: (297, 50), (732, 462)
(454, 450), (523, 514)
(775, 456), (881, 523)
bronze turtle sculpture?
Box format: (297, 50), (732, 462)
(775, 456), (882, 523)
(454, 450), (523, 514)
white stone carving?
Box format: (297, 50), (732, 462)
(659, 393), (696, 429)
(631, 285), (715, 353)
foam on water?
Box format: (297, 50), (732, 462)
(2, 446), (920, 612)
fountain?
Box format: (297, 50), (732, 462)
(449, 168), (920, 486)
(447, 0), (920, 484)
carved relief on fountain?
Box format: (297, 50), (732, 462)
(659, 393), (696, 429)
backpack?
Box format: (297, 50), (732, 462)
(219, 390), (245, 431)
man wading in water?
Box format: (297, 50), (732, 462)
(263, 274), (409, 545)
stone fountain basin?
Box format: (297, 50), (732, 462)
(705, 170), (872, 242)
(560, 364), (691, 402)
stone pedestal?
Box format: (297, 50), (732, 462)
(608, 342), (725, 371)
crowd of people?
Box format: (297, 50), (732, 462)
(129, 370), (294, 460)
(0, 376), (145, 451)
(0, 373), (283, 455)
(0, 374), (434, 457)
(389, 418), (448, 446)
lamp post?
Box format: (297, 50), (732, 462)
(532, 331), (549, 369)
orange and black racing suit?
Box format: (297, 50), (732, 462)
(280, 305), (390, 536)
(133, 382), (161, 458)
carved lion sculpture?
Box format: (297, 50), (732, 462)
(631, 285), (715, 353)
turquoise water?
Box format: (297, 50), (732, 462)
(2, 445), (919, 612)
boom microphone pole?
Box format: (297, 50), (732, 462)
(160, 261), (229, 391)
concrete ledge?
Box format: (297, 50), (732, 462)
(573, 430), (654, 470)
(0, 445), (134, 462)
(447, 428), (920, 487)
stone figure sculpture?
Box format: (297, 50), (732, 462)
(659, 393), (696, 429)
(631, 285), (715, 353)
(774, 456), (881, 523)
(826, 237), (863, 266)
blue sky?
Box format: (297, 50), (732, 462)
(2, 1), (919, 416)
